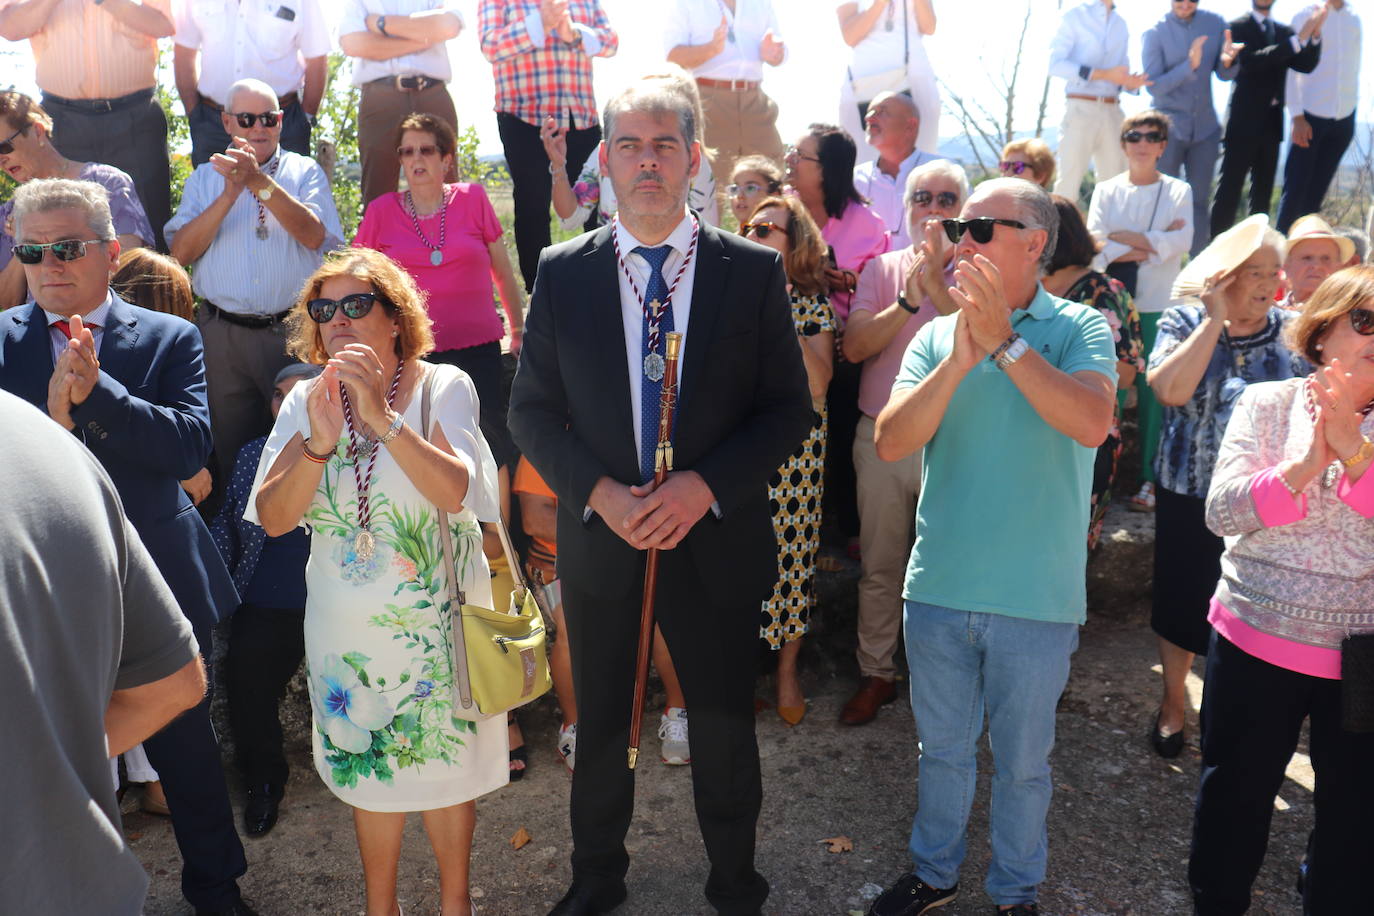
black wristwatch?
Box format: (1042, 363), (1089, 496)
(376, 15), (390, 37)
(897, 292), (918, 315)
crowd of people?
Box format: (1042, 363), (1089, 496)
(0, 1), (1370, 915)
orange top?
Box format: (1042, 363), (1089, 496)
(12, 0), (170, 99)
(512, 456), (557, 563)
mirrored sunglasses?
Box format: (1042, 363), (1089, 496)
(912, 190), (960, 209)
(998, 160), (1030, 176)
(11, 238), (108, 264)
(397, 144), (441, 160)
(941, 217), (1027, 245)
(742, 221), (785, 240)
(1351, 308), (1374, 336)
(306, 292), (385, 323)
(233, 110), (282, 129)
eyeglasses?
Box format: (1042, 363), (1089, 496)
(232, 110), (282, 129)
(998, 160), (1030, 176)
(784, 146), (820, 164)
(1351, 308), (1374, 335)
(941, 217), (1027, 244)
(306, 292), (386, 323)
(397, 144), (441, 160)
(742, 221), (785, 240)
(0, 125), (24, 156)
(1122, 130), (1166, 144)
(728, 181), (767, 197)
(11, 238), (109, 265)
(911, 189), (960, 209)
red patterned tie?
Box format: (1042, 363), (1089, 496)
(52, 320), (73, 339)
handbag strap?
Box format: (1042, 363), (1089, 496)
(425, 365), (474, 710)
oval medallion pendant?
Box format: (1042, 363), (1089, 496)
(430, 249), (443, 267)
(643, 352), (666, 383)
(354, 528), (376, 562)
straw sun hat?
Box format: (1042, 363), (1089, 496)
(1171, 214), (1273, 301)
(1284, 213), (1356, 265)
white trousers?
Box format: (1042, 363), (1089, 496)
(1053, 98), (1128, 200)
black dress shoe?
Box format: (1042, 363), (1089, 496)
(548, 880), (627, 915)
(1149, 711), (1184, 759)
(243, 784), (283, 838)
(195, 898), (260, 916)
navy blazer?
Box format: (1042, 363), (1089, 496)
(0, 295), (238, 637)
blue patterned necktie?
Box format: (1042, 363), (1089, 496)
(635, 244), (675, 483)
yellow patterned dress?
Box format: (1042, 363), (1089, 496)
(760, 293), (836, 648)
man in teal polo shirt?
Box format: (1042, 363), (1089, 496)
(867, 178), (1117, 916)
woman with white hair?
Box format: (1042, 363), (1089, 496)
(1145, 215), (1308, 758)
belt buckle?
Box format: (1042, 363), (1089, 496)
(94, 98), (114, 113)
(394, 75), (409, 92)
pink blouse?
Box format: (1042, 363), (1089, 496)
(354, 183), (505, 352)
(821, 200), (890, 322)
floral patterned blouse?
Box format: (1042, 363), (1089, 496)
(1065, 271), (1144, 439)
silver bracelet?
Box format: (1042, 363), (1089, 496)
(549, 162), (567, 179)
(377, 411), (405, 445)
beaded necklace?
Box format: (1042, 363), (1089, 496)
(339, 362), (404, 560)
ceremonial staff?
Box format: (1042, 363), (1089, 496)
(627, 330), (683, 769)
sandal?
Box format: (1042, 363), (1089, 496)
(508, 745), (528, 781)
(1129, 481), (1156, 512)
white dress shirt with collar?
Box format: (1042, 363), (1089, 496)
(1287, 3), (1361, 120)
(164, 148), (345, 316)
(42, 291), (113, 364)
(1048, 0), (1131, 99)
(663, 0), (785, 81)
(853, 148), (945, 249)
(340, 0), (464, 85)
(173, 0), (332, 102)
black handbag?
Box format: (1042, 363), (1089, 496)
(1340, 633), (1374, 733)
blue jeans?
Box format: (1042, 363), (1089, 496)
(904, 601), (1079, 905)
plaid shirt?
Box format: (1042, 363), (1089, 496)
(478, 0), (618, 129)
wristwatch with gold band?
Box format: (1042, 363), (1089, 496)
(1340, 437), (1374, 469)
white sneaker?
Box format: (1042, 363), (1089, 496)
(658, 707), (691, 765)
(557, 722), (577, 772)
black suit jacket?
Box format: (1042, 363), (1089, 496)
(0, 296), (238, 636)
(1223, 14), (1321, 140)
(508, 221), (814, 604)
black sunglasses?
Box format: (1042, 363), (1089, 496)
(1351, 308), (1374, 336)
(0, 125), (24, 156)
(742, 220), (785, 240)
(11, 238), (108, 264)
(1122, 130), (1166, 144)
(306, 292), (387, 323)
(912, 190), (960, 209)
(233, 110), (282, 129)
(942, 217), (1027, 244)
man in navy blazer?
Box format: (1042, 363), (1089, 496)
(0, 178), (253, 916)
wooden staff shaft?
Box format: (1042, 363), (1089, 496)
(628, 331), (682, 769)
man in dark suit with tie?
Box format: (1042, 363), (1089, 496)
(1209, 0), (1325, 238)
(0, 178), (253, 916)
(509, 77), (813, 916)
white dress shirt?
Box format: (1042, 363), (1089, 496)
(340, 0), (464, 85)
(165, 148), (345, 315)
(614, 211), (699, 456)
(841, 0), (935, 82)
(1086, 172), (1193, 315)
(663, 0), (784, 81)
(1287, 3), (1361, 120)
(853, 148), (945, 249)
(174, 0), (332, 102)
(42, 292), (112, 364)
(1048, 0), (1131, 99)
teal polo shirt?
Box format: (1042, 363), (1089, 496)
(892, 285), (1118, 624)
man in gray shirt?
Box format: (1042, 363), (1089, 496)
(1142, 0), (1241, 256)
(0, 389), (205, 915)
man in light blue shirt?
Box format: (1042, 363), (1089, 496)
(866, 178), (1117, 916)
(1143, 0), (1241, 256)
(166, 78), (343, 490)
(853, 91), (945, 249)
(1048, 0), (1151, 201)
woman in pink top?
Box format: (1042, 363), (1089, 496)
(354, 113), (525, 468)
(1191, 267), (1374, 913)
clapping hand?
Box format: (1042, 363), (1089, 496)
(210, 138), (262, 198)
(1188, 35), (1208, 70)
(327, 343), (393, 433)
(710, 15), (729, 55)
(1299, 4), (1329, 43)
(1220, 29), (1244, 67)
(304, 367), (345, 453)
(46, 314), (100, 430)
(1314, 358), (1370, 461)
(949, 253), (1014, 355)
(760, 29), (785, 66)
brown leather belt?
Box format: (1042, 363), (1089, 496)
(198, 90), (301, 112)
(204, 301), (291, 329)
(695, 77), (760, 92)
(367, 74), (445, 92)
(1066, 93), (1119, 104)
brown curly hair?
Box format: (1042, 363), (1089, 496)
(112, 248), (195, 322)
(285, 248), (435, 364)
(747, 195), (829, 298)
(1287, 265), (1374, 366)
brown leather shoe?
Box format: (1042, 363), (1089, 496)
(840, 676), (897, 725)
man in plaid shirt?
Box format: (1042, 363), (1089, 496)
(479, 0), (618, 291)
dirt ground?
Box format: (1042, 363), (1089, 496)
(128, 509), (1315, 916)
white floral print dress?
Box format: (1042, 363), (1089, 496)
(247, 363), (507, 812)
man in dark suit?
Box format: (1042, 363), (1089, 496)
(0, 178), (252, 916)
(508, 77), (813, 916)
(1210, 0), (1325, 238)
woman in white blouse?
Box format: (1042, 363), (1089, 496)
(1087, 109), (1193, 513)
(836, 0), (939, 161)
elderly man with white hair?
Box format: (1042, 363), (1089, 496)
(868, 178), (1117, 916)
(167, 77), (343, 491)
(838, 158), (965, 727)
(852, 90), (945, 250)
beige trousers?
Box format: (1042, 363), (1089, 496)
(853, 413), (922, 679)
(358, 80), (459, 206)
(698, 82), (785, 215)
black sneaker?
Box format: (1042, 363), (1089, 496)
(868, 874), (959, 915)
(996, 905), (1040, 916)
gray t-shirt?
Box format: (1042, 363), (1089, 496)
(0, 392), (197, 915)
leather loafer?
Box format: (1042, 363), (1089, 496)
(548, 880), (627, 915)
(840, 676), (897, 726)
(243, 784), (283, 838)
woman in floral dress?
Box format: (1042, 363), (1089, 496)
(1043, 196), (1146, 549)
(250, 249), (502, 916)
(742, 195), (836, 724)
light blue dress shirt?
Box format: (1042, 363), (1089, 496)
(1048, 0), (1131, 99)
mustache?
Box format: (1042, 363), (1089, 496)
(633, 171), (665, 187)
